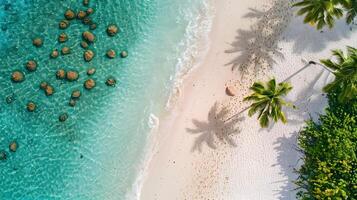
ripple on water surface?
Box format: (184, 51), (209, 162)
(0, 0), (158, 199)
(0, 0), (212, 199)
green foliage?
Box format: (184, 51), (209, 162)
(345, 0), (357, 24)
(293, 0), (357, 30)
(321, 46), (357, 103)
(244, 78), (293, 128)
(296, 91), (357, 199)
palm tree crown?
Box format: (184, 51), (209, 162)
(293, 0), (357, 30)
(244, 78), (293, 128)
(321, 46), (357, 103)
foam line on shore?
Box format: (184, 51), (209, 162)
(166, 0), (214, 109)
(125, 1), (215, 199)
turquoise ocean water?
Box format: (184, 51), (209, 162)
(0, 0), (212, 199)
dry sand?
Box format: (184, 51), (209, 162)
(140, 0), (357, 199)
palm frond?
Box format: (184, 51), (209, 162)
(345, 0), (357, 24)
(267, 78), (276, 92)
(277, 82), (293, 96)
(347, 46), (357, 56)
(320, 58), (340, 70)
(294, 0), (355, 29)
(322, 47), (357, 103)
(248, 99), (269, 117)
(259, 112), (269, 128)
(244, 78), (293, 128)
(332, 49), (346, 63)
(278, 110), (287, 124)
(250, 82), (265, 93)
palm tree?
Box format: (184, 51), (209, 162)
(293, 0), (356, 30)
(244, 78), (293, 128)
(321, 46), (357, 102)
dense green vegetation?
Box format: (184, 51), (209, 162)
(296, 47), (357, 199)
(244, 78), (293, 128)
(293, 0), (357, 30)
(296, 91), (357, 199)
(245, 1), (357, 197)
(321, 46), (357, 103)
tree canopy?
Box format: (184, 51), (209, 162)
(294, 0), (357, 30)
(244, 78), (293, 128)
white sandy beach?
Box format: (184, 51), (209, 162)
(140, 0), (357, 199)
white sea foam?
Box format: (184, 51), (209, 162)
(125, 113), (160, 200)
(166, 0), (215, 109)
(125, 0), (215, 199)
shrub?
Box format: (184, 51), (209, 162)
(296, 92), (357, 199)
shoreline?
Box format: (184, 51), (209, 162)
(138, 0), (357, 199)
(165, 0), (215, 110)
(139, 0), (267, 198)
(126, 1), (215, 199)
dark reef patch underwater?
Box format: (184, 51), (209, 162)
(0, 0), (210, 198)
(0, 0), (161, 199)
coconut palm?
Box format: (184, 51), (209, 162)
(293, 0), (356, 30)
(244, 78), (293, 128)
(321, 46), (357, 102)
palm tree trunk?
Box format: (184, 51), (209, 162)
(283, 61), (333, 82)
(224, 61), (334, 123)
(310, 61), (334, 73)
(224, 106), (250, 122)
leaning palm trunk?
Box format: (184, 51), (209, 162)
(224, 60), (333, 124)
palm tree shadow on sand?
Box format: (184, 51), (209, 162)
(225, 0), (292, 76)
(285, 69), (331, 126)
(273, 131), (301, 199)
(225, 0), (356, 77)
(186, 102), (244, 152)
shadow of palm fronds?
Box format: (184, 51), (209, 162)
(225, 0), (292, 76)
(187, 102), (244, 152)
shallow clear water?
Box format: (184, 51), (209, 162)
(0, 0), (211, 199)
